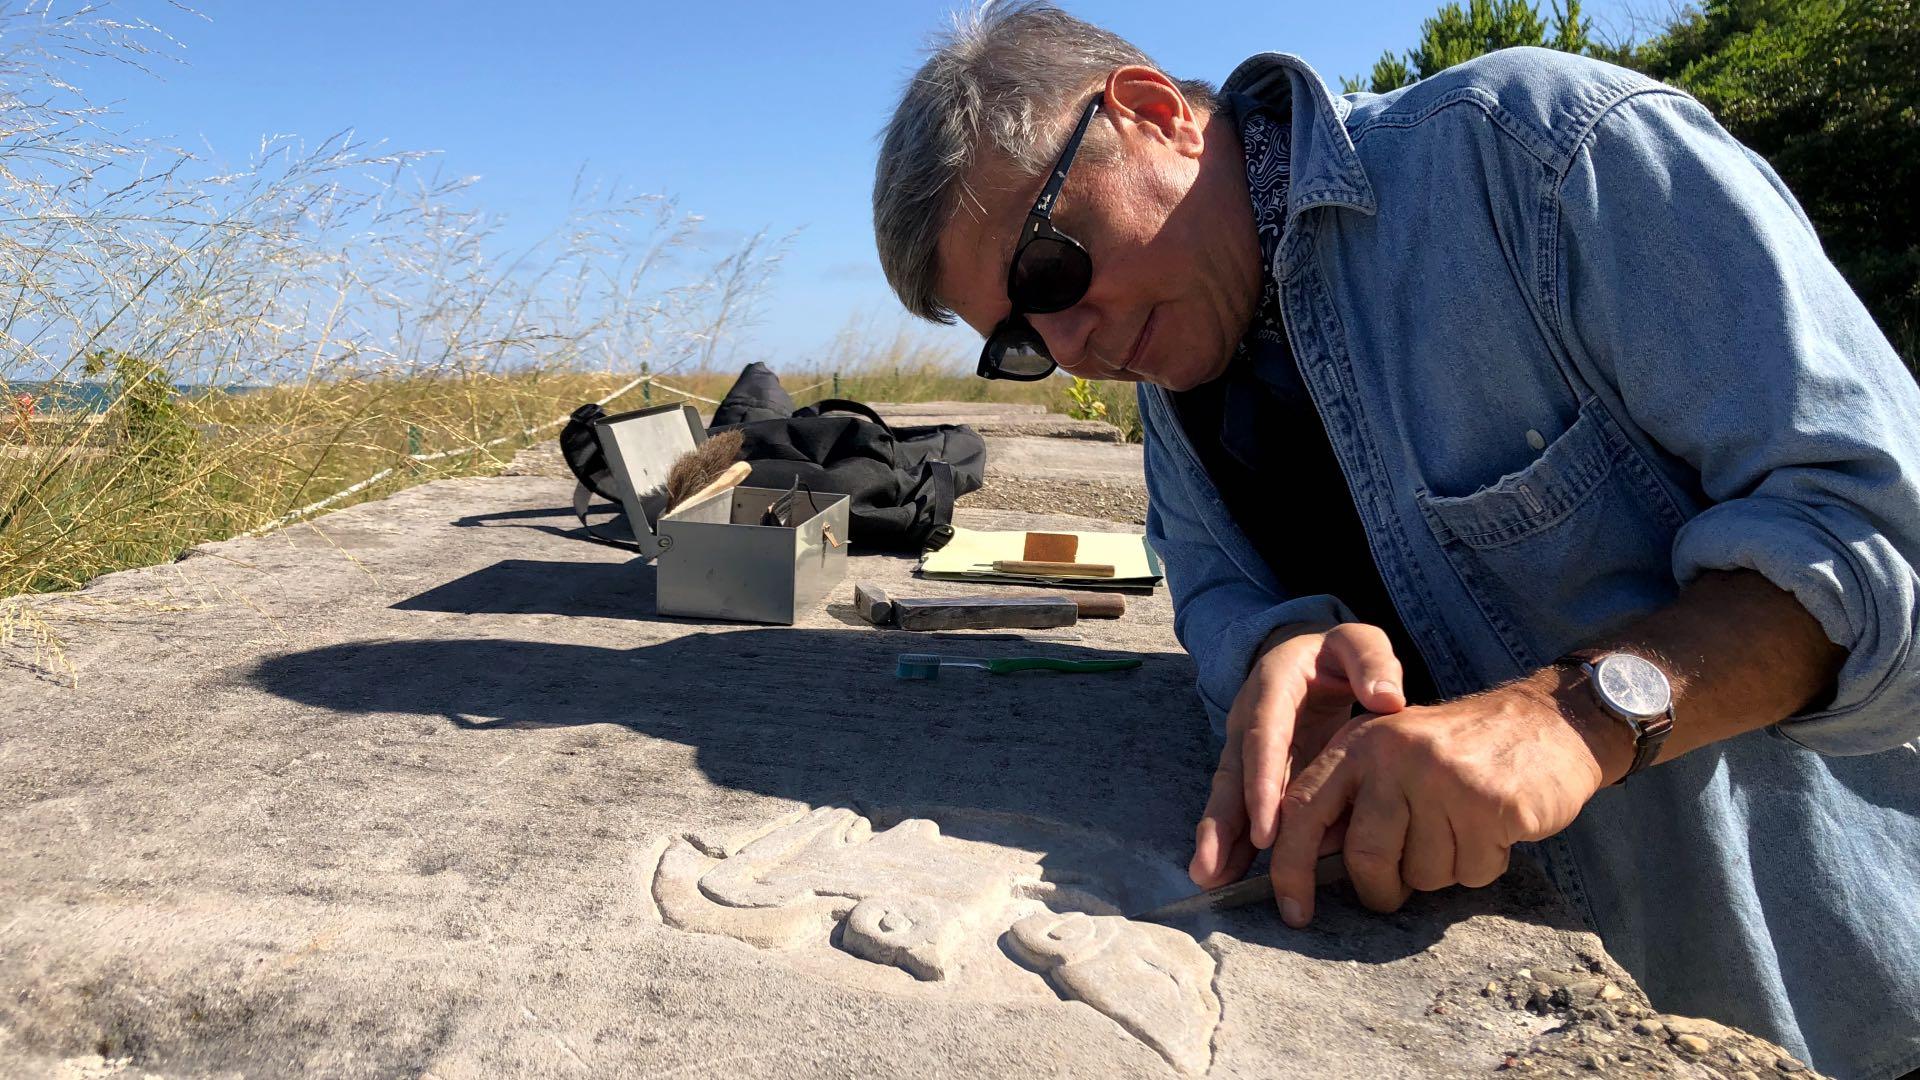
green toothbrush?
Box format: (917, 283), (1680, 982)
(894, 652), (1142, 679)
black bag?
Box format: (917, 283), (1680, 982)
(560, 402), (618, 502)
(558, 370), (987, 553)
(721, 397), (985, 552)
(709, 361), (796, 426)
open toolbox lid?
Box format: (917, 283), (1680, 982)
(589, 401), (707, 558)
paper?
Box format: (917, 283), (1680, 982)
(919, 527), (1162, 588)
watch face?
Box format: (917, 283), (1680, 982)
(1594, 653), (1672, 720)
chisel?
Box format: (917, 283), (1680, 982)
(1128, 853), (1348, 925)
(991, 560), (1117, 578)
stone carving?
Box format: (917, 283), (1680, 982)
(650, 805), (1219, 1073)
(655, 807), (1011, 980)
(1006, 911), (1221, 1075)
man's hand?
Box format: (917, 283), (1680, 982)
(1252, 571), (1843, 927)
(1265, 676), (1629, 926)
(1190, 622), (1408, 890)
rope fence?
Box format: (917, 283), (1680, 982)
(240, 370), (846, 538)
(642, 378), (722, 406)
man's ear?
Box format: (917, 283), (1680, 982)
(1102, 65), (1203, 158)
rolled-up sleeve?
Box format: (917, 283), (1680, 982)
(1556, 89), (1920, 754)
(1141, 387), (1355, 734)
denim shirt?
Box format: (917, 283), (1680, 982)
(1140, 47), (1920, 1079)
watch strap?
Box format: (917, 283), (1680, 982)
(1554, 650), (1673, 785)
(1626, 708), (1675, 783)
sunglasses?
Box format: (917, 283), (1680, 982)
(976, 92), (1103, 381)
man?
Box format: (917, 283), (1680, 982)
(873, 4), (1920, 1077)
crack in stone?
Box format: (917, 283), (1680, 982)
(1200, 934), (1228, 1075)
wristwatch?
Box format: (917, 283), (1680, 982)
(1557, 649), (1675, 784)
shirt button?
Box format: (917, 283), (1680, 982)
(1526, 429), (1547, 451)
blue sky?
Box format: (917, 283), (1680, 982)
(78, 0), (1646, 371)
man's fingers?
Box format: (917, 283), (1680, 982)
(1241, 682), (1302, 850)
(1342, 779), (1414, 913)
(1268, 745), (1359, 928)
(1323, 623), (1407, 714)
(1401, 806), (1458, 894)
(1190, 750), (1251, 887)
(1455, 836), (1512, 889)
(1193, 820), (1257, 888)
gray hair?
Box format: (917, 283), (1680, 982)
(873, 1), (1216, 324)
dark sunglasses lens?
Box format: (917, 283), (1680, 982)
(1009, 236), (1090, 314)
(983, 323), (1056, 381)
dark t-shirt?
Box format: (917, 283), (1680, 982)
(1171, 93), (1437, 705)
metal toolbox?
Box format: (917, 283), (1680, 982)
(590, 402), (850, 624)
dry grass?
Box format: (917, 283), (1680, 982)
(648, 320), (1143, 439)
(0, 5), (1139, 602)
(0, 4), (781, 597)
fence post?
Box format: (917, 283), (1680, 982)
(833, 371), (841, 398)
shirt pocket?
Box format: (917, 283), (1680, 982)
(1413, 399), (1690, 669)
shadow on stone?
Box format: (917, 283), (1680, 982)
(248, 629), (1585, 963)
(451, 503), (624, 544)
(392, 558), (659, 619)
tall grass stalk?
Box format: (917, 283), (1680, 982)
(0, 3), (784, 597)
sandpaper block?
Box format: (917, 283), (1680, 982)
(1022, 532), (1080, 563)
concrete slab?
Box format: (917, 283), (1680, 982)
(870, 401), (1124, 442)
(1, 471), (1814, 1077)
(868, 401), (1051, 418)
(983, 434), (1145, 484)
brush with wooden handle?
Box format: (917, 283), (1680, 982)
(673, 461), (750, 511)
(662, 430), (748, 513)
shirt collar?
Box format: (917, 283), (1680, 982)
(1220, 52), (1377, 223)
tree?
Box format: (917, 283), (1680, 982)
(1643, 0), (1919, 363)
(1341, 51), (1415, 94)
(1550, 0), (1593, 54)
(1410, 0), (1551, 76)
(1342, 0), (1585, 93)
(1339, 0), (1918, 367)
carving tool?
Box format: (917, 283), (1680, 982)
(991, 560), (1116, 578)
(1128, 854), (1349, 925)
(894, 652), (1142, 679)
(854, 582), (1127, 631)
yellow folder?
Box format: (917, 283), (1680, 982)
(918, 527), (1163, 589)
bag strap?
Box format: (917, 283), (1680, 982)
(920, 459), (958, 551)
(794, 398), (894, 433)
(572, 480), (642, 551)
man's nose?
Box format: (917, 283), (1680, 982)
(1027, 306), (1099, 372)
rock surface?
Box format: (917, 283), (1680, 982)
(866, 401), (1125, 442)
(1, 435), (1814, 1077)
